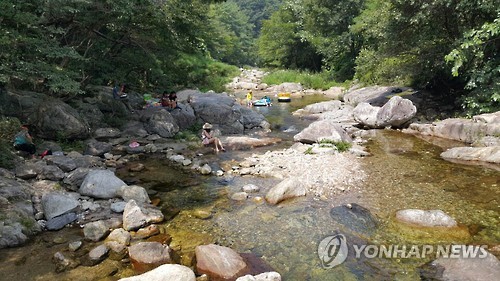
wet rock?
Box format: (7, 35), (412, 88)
(69, 240), (83, 252)
(236, 272), (281, 281)
(440, 146), (500, 164)
(419, 249), (500, 281)
(46, 212), (77, 230)
(53, 251), (79, 273)
(239, 107), (269, 130)
(192, 209), (213, 220)
(0, 223), (29, 248)
(122, 200), (164, 231)
(195, 244), (248, 281)
(44, 155), (77, 172)
(231, 192), (249, 201)
(343, 86), (410, 106)
(242, 184), (260, 193)
(83, 220), (110, 242)
(200, 164), (212, 175)
(395, 209), (457, 227)
(265, 178), (307, 205)
(41, 192), (79, 220)
(106, 241), (128, 260)
(79, 170), (127, 199)
(106, 228), (131, 245)
(293, 120), (352, 144)
(330, 204), (378, 236)
(129, 242), (172, 273)
(144, 143), (158, 153)
(119, 264), (196, 281)
(129, 163), (145, 172)
(182, 159), (192, 166)
(169, 155), (185, 163)
(117, 185), (150, 205)
(88, 244), (109, 265)
(84, 139), (113, 156)
(132, 224), (160, 240)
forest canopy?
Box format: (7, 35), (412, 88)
(0, 0), (498, 114)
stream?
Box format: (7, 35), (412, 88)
(0, 95), (498, 281)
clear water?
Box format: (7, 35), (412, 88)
(0, 95), (498, 281)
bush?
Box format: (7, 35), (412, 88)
(319, 139), (352, 152)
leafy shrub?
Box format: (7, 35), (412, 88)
(0, 117), (21, 169)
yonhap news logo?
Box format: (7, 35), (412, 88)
(318, 233), (489, 269)
(317, 234), (348, 268)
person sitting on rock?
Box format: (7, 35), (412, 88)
(168, 91), (178, 109)
(13, 125), (36, 158)
(201, 123), (225, 153)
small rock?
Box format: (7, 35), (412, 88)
(88, 244), (109, 265)
(132, 224), (160, 239)
(119, 264), (196, 281)
(216, 170), (224, 176)
(111, 202), (127, 213)
(106, 228), (131, 246)
(231, 192), (249, 201)
(182, 159), (192, 166)
(83, 220), (110, 242)
(69, 241), (83, 252)
(242, 184), (260, 193)
(129, 242), (172, 273)
(200, 164), (212, 175)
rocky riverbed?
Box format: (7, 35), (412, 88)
(0, 68), (499, 280)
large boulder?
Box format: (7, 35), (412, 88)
(441, 146), (500, 164)
(353, 96), (416, 128)
(293, 120), (352, 144)
(145, 109), (179, 138)
(195, 244), (248, 281)
(44, 155), (77, 172)
(117, 185), (150, 205)
(79, 170), (127, 199)
(269, 82), (303, 93)
(0, 176), (39, 248)
(238, 107), (269, 130)
(41, 192), (79, 220)
(170, 104), (196, 130)
(404, 111), (500, 144)
(190, 93), (244, 134)
(119, 264), (196, 281)
(300, 100), (343, 114)
(343, 86), (413, 106)
(63, 167), (91, 190)
(265, 178), (307, 205)
(32, 99), (90, 140)
(222, 136), (281, 150)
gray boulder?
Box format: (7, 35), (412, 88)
(41, 192), (80, 220)
(79, 170), (127, 199)
(36, 164), (65, 181)
(83, 220), (110, 242)
(122, 121), (149, 138)
(88, 244), (109, 265)
(46, 212), (77, 230)
(117, 185), (150, 205)
(14, 163), (38, 179)
(293, 120), (352, 144)
(84, 139), (113, 156)
(301, 100), (343, 114)
(190, 93), (244, 134)
(118, 264), (196, 281)
(353, 96), (416, 128)
(44, 155), (77, 172)
(441, 146), (500, 164)
(63, 167), (91, 190)
(94, 128), (121, 140)
(238, 106), (268, 130)
(145, 109), (179, 138)
(32, 99), (90, 140)
(170, 104), (197, 130)
(376, 96), (416, 127)
(343, 86), (413, 106)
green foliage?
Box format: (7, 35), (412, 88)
(0, 117), (21, 169)
(174, 123), (204, 142)
(304, 147), (313, 155)
(318, 139), (352, 152)
(262, 69), (347, 90)
(445, 15), (500, 115)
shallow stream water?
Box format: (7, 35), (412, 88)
(0, 95), (498, 281)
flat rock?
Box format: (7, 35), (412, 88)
(128, 242), (172, 273)
(79, 170), (127, 199)
(395, 209), (457, 227)
(118, 264), (196, 281)
(41, 192), (80, 220)
(195, 244), (248, 281)
(46, 212), (77, 231)
(441, 146), (500, 164)
(265, 178), (307, 205)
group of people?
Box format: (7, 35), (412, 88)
(246, 91), (272, 107)
(161, 91), (178, 109)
